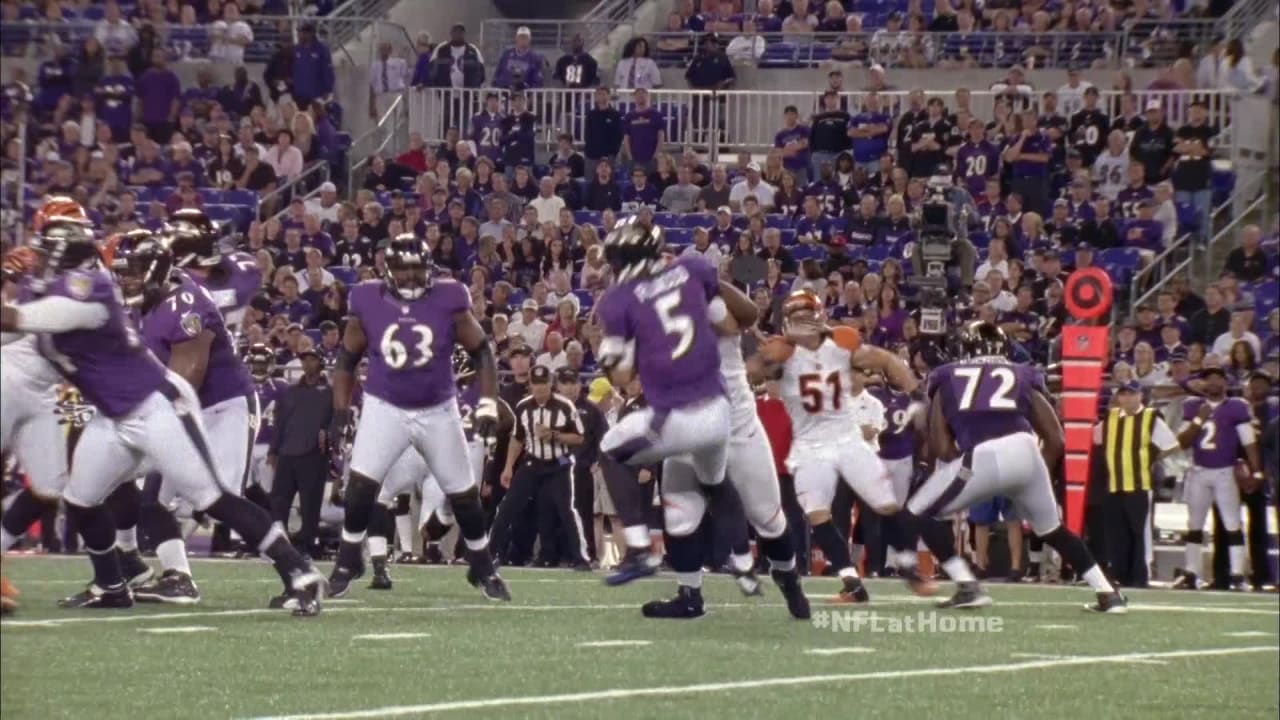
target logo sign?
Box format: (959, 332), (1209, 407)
(1063, 267), (1113, 321)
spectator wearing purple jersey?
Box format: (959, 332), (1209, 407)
(271, 275), (314, 325)
(794, 196), (832, 246)
(954, 118), (1000, 198)
(1123, 199), (1165, 257)
(848, 92), (892, 175)
(775, 105), (811, 185)
(621, 88), (666, 173)
(136, 48), (181, 143)
(1002, 109), (1052, 217)
(493, 27), (545, 89)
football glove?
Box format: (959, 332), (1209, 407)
(328, 408), (353, 454)
(474, 397), (499, 449)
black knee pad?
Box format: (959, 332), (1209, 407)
(139, 503), (183, 545)
(1184, 530), (1205, 544)
(394, 493), (411, 516)
(344, 472), (380, 508)
(105, 482), (141, 530)
(1225, 529), (1245, 545)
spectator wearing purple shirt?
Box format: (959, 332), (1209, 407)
(775, 105), (811, 185)
(1002, 109), (1052, 217)
(301, 215), (336, 262)
(794, 196), (832, 246)
(272, 275), (314, 325)
(492, 27), (546, 89)
(622, 88), (666, 172)
(1123, 199), (1165, 256)
(136, 48), (182, 143)
(95, 57), (134, 141)
(953, 118), (1000, 198)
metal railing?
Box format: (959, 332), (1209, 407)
(1217, 0), (1279, 42)
(259, 160), (332, 219)
(406, 87), (1238, 160)
(1202, 175), (1269, 281)
(640, 30), (1133, 69)
(347, 93), (411, 198)
(1128, 233), (1194, 315)
(479, 0), (645, 62)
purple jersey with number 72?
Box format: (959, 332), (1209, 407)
(929, 359), (1044, 452)
(187, 251), (262, 328)
(596, 255), (724, 412)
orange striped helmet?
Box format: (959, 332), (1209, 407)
(782, 289), (823, 318)
(32, 196), (90, 233)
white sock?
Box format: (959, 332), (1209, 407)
(1082, 565), (1115, 593)
(116, 528), (138, 553)
(341, 529), (367, 544)
(675, 571), (703, 589)
(395, 514), (414, 553)
(623, 525), (650, 550)
(729, 552), (753, 574)
(1184, 542), (1202, 576)
(837, 565), (861, 580)
(0, 528), (16, 553)
(368, 535), (388, 559)
(1028, 549), (1043, 564)
(885, 545), (900, 567)
(1228, 545), (1246, 576)
(892, 550), (918, 570)
(463, 534), (489, 552)
(156, 539), (191, 576)
(943, 556), (976, 583)
(770, 557), (796, 573)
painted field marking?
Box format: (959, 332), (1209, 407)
(1224, 631), (1275, 638)
(805, 647), (876, 656)
(1011, 652), (1167, 666)
(1034, 624), (1078, 630)
(351, 633), (432, 641)
(238, 646), (1278, 720)
(575, 640), (652, 648)
(137, 626), (217, 635)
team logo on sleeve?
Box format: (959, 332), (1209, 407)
(66, 273), (93, 301)
(180, 312), (203, 337)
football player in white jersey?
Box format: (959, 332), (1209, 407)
(759, 289), (934, 600)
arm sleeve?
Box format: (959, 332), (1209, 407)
(563, 400), (585, 433)
(13, 296), (111, 333)
(513, 405), (527, 443)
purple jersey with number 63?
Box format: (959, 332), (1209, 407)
(930, 359), (1044, 452)
(870, 385), (916, 460)
(597, 255), (724, 412)
(349, 279), (469, 409)
(137, 274), (255, 408)
(1181, 397), (1252, 469)
(29, 270), (166, 419)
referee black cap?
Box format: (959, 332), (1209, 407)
(555, 367), (579, 384)
(530, 365), (553, 385)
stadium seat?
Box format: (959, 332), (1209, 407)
(792, 245), (827, 262)
(665, 228), (693, 246)
(680, 214), (714, 228)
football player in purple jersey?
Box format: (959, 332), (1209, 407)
(0, 220), (324, 614)
(902, 321), (1127, 613)
(247, 344), (289, 511)
(327, 234), (510, 601)
(595, 216), (776, 619)
(167, 207), (263, 333)
(1173, 367), (1264, 590)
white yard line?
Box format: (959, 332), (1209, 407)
(575, 640), (652, 648)
(805, 647), (876, 656)
(1033, 624), (1078, 630)
(1223, 631), (1275, 638)
(351, 633), (432, 641)
(239, 646), (1277, 720)
(4, 596), (1276, 629)
(137, 626), (217, 635)
(1010, 652), (1167, 666)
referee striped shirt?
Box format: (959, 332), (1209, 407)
(514, 393), (584, 461)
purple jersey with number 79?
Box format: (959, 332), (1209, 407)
(929, 359), (1044, 452)
(596, 255), (724, 412)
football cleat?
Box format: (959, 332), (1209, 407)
(837, 575), (871, 603)
(1170, 570), (1199, 590)
(58, 583), (134, 609)
(133, 570), (201, 605)
(937, 582), (993, 609)
(771, 569), (812, 620)
(369, 560), (393, 591)
(395, 551), (417, 565)
(0, 575), (18, 614)
(641, 585), (706, 619)
(327, 562), (364, 599)
(466, 565), (512, 602)
(1228, 575), (1249, 592)
(1085, 591), (1128, 614)
(118, 548), (155, 587)
(290, 570), (327, 618)
(899, 566), (938, 597)
(604, 547), (660, 586)
(731, 567), (763, 597)
(268, 592), (301, 611)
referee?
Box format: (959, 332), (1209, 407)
(1092, 381), (1179, 588)
(494, 365), (590, 568)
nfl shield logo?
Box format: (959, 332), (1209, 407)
(1074, 334), (1091, 351)
(180, 312), (203, 337)
(66, 273), (93, 300)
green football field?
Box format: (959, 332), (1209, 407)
(1, 555), (1277, 719)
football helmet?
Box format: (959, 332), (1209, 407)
(953, 320), (1009, 360)
(166, 208), (221, 268)
(385, 233), (434, 301)
(781, 288), (825, 336)
(32, 196), (89, 233)
(246, 343), (276, 382)
(29, 216), (100, 283)
(109, 229), (173, 306)
(603, 215), (664, 282)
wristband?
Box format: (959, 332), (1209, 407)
(1253, 472), (1265, 479)
(1192, 417), (1204, 427)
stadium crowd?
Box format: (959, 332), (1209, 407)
(1, 0), (1278, 593)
